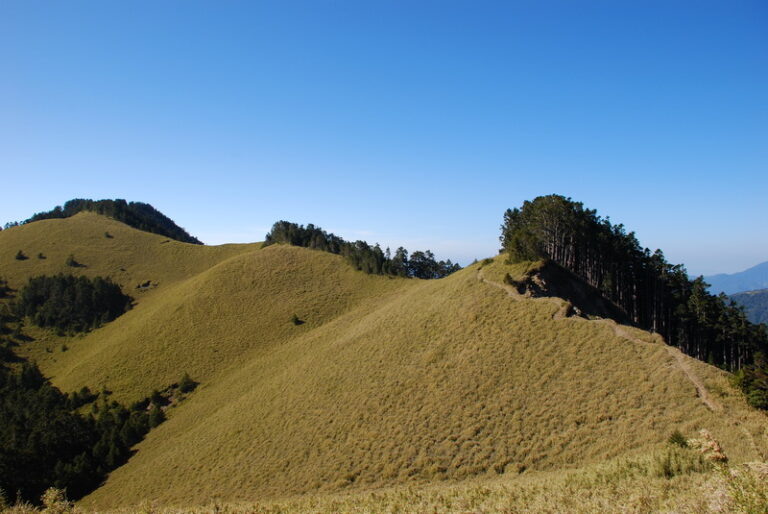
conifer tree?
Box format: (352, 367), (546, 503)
(148, 404), (166, 428)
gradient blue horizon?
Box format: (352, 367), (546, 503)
(2, 1), (766, 275)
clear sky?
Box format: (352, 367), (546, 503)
(2, 1), (766, 275)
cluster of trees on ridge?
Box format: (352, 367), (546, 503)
(15, 275), (132, 333)
(264, 221), (461, 279)
(501, 194), (768, 410)
(3, 199), (202, 245)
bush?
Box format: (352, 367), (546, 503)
(668, 430), (688, 448)
(15, 250), (28, 261)
(722, 463), (768, 513)
(179, 373), (196, 393)
(40, 487), (74, 514)
(652, 446), (710, 479)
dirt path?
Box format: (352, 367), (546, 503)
(593, 317), (721, 412)
(477, 267), (719, 411)
(601, 319), (766, 458)
(664, 346), (721, 412)
(478, 269), (575, 320)
(475, 269), (522, 300)
(476, 269), (571, 318)
(477, 269), (718, 410)
(476, 266), (764, 458)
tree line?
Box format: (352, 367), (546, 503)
(15, 275), (132, 333)
(8, 199), (203, 244)
(500, 194), (768, 409)
(264, 221), (461, 279)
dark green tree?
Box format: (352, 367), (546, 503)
(148, 404), (166, 428)
(178, 373), (196, 393)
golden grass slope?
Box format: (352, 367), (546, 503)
(84, 259), (766, 508)
(1, 214), (766, 510)
(0, 212), (254, 292)
(1, 213), (409, 401)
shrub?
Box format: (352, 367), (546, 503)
(722, 463), (768, 513)
(668, 430), (688, 448)
(179, 373), (196, 393)
(15, 250), (28, 261)
(652, 446), (708, 479)
(40, 487), (73, 514)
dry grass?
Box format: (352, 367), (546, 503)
(0, 217), (766, 511)
(4, 448), (767, 513)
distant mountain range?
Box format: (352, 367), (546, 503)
(704, 261), (768, 295)
(729, 289), (768, 325)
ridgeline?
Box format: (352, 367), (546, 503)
(6, 199), (202, 245)
(0, 197), (765, 511)
(501, 194), (768, 409)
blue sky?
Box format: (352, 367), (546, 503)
(2, 1), (766, 275)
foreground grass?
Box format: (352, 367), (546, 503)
(4, 443), (766, 513)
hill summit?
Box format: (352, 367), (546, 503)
(11, 199), (202, 245)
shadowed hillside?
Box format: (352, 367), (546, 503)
(0, 213), (766, 511)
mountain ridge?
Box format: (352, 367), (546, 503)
(7, 198), (203, 245)
(730, 288), (768, 325)
(704, 261), (768, 295)
(1, 206), (766, 510)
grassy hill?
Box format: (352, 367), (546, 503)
(1, 213), (766, 511)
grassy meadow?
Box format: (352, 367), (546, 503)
(0, 213), (766, 512)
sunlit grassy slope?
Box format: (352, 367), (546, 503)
(1, 214), (766, 510)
